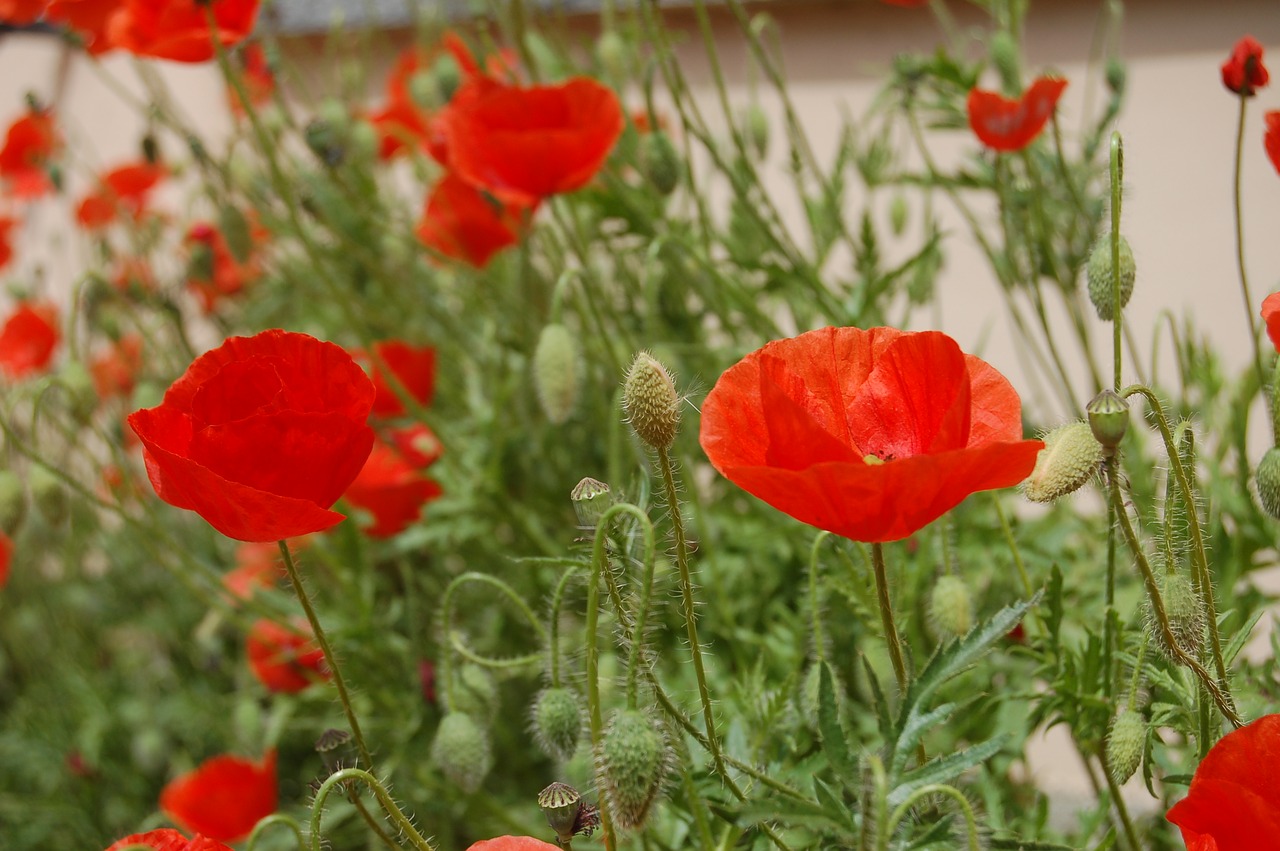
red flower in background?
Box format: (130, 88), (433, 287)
(1166, 714), (1280, 851)
(222, 540), (291, 601)
(246, 618), (328, 693)
(107, 0), (259, 63)
(0, 108), (59, 198)
(184, 220), (262, 312)
(105, 829), (233, 851)
(0, 302), (59, 379)
(360, 339), (436, 418)
(442, 77), (624, 205)
(46, 0), (121, 54)
(228, 42), (274, 116)
(0, 529), (11, 590)
(465, 838), (563, 851)
(76, 160), (167, 230)
(1262, 292), (1280, 353)
(967, 76), (1067, 152)
(369, 97), (435, 161)
(699, 326), (1042, 543)
(90, 332), (143, 400)
(343, 439), (443, 538)
(1221, 36), (1269, 96)
(386, 421), (443, 469)
(127, 330), (376, 542)
(1265, 111), (1280, 176)
(159, 751), (277, 842)
(0, 0), (46, 25)
(0, 215), (17, 269)
(416, 172), (528, 269)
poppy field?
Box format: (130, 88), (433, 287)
(1, 2), (1279, 850)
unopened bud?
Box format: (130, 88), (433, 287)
(599, 709), (668, 830)
(1087, 389), (1129, 454)
(430, 712), (492, 794)
(531, 686), (583, 762)
(571, 477), (613, 529)
(1146, 569), (1204, 660)
(622, 352), (680, 451)
(447, 663), (499, 725)
(533, 323), (583, 425)
(742, 104), (769, 159)
(888, 194), (909, 236)
(595, 31), (628, 81)
(928, 575), (974, 641)
(1105, 59), (1127, 97)
(1023, 421), (1103, 502)
(1086, 235), (1136, 321)
(0, 470), (26, 534)
(990, 31), (1021, 93)
(1257, 447), (1280, 519)
(641, 132), (681, 196)
(29, 465), (68, 526)
(1106, 709), (1145, 784)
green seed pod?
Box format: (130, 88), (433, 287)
(622, 352), (681, 451)
(1086, 235), (1136, 321)
(1106, 709), (1145, 784)
(1146, 569), (1204, 660)
(531, 686), (584, 762)
(571, 477), (613, 529)
(990, 31), (1021, 93)
(408, 68), (439, 111)
(538, 781), (584, 845)
(1087, 389), (1130, 455)
(0, 469), (27, 535)
(348, 118), (380, 164)
(1022, 421), (1103, 503)
(888, 194), (909, 236)
(447, 664), (500, 726)
(928, 575), (974, 641)
(641, 131), (681, 196)
(432, 53), (461, 103)
(595, 31), (628, 81)
(1256, 447), (1280, 519)
(599, 709), (668, 830)
(533, 324), (583, 425)
(1105, 59), (1127, 97)
(28, 465), (68, 526)
(429, 712), (492, 794)
(742, 104), (770, 159)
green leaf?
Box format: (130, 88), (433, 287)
(1046, 564), (1064, 645)
(813, 775), (856, 834)
(818, 662), (857, 785)
(888, 734), (1009, 808)
(862, 654), (894, 744)
(987, 839), (1082, 850)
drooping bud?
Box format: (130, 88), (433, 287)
(1106, 709), (1145, 784)
(0, 470), (26, 534)
(533, 323), (583, 425)
(595, 30), (629, 81)
(447, 664), (500, 726)
(531, 686), (584, 762)
(432, 53), (461, 103)
(599, 709), (669, 830)
(1145, 569), (1204, 660)
(989, 31), (1021, 93)
(430, 712), (492, 794)
(1022, 421), (1104, 503)
(1086, 234), (1136, 321)
(571, 477), (613, 529)
(28, 465), (68, 526)
(888, 194), (909, 236)
(622, 352), (680, 451)
(1105, 59), (1127, 97)
(742, 104), (770, 159)
(58, 361), (97, 423)
(1087, 389), (1130, 455)
(641, 132), (681, 196)
(927, 575), (974, 641)
(1256, 447), (1280, 519)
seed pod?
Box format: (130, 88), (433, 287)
(599, 709), (668, 830)
(531, 686), (584, 762)
(533, 324), (583, 425)
(1106, 709), (1145, 784)
(430, 712), (492, 794)
(1023, 421), (1103, 503)
(1087, 389), (1130, 455)
(571, 477), (613, 529)
(1086, 234), (1136, 321)
(641, 132), (681, 196)
(622, 352), (680, 451)
(538, 781), (584, 845)
(928, 575), (974, 641)
(1257, 447), (1280, 519)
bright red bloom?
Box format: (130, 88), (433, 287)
(76, 160), (166, 229)
(0, 215), (16, 270)
(227, 42), (274, 116)
(1221, 36), (1269, 96)
(465, 838), (563, 851)
(0, 0), (47, 24)
(1265, 111), (1280, 176)
(361, 339), (436, 418)
(442, 76), (624, 205)
(386, 421), (443, 469)
(0, 302), (59, 380)
(107, 0), (259, 63)
(967, 76), (1067, 152)
(1262, 292), (1280, 353)
(90, 332), (143, 400)
(343, 439), (443, 538)
(184, 220), (262, 312)
(127, 330), (376, 542)
(222, 540), (290, 601)
(699, 326), (1043, 543)
(159, 751), (277, 842)
(0, 108), (58, 198)
(46, 0), (121, 54)
(246, 618), (328, 693)
(415, 172), (528, 268)
(0, 529), (11, 590)
(105, 828), (234, 851)
(1167, 714), (1280, 851)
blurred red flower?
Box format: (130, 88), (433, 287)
(967, 76), (1067, 152)
(107, 0), (260, 63)
(1221, 36), (1269, 96)
(0, 215), (16, 270)
(90, 332), (143, 400)
(76, 160), (167, 230)
(0, 0), (46, 25)
(113, 255), (157, 295)
(442, 76), (624, 205)
(127, 329), (376, 542)
(105, 828), (233, 851)
(1265, 111), (1280, 176)
(0, 108), (59, 198)
(46, 0), (121, 54)
(699, 326), (1042, 543)
(160, 751), (277, 842)
(465, 838), (563, 851)
(1262, 292), (1280, 352)
(222, 540), (291, 601)
(0, 529), (11, 590)
(343, 439), (443, 538)
(246, 618), (329, 693)
(1166, 714), (1280, 851)
(228, 42), (274, 116)
(184, 219), (262, 312)
(0, 301), (59, 380)
(360, 339), (436, 418)
(416, 172), (528, 269)
(386, 421), (443, 469)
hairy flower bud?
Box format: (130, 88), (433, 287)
(533, 323), (583, 425)
(743, 104), (770, 159)
(430, 712), (492, 794)
(1146, 569), (1204, 660)
(599, 709), (669, 830)
(641, 132), (681, 196)
(1023, 421), (1103, 503)
(447, 664), (500, 726)
(1106, 709), (1146, 784)
(928, 575), (974, 641)
(0, 470), (26, 534)
(889, 194), (909, 236)
(1086, 234), (1136, 321)
(1256, 447), (1280, 519)
(1087, 389), (1130, 455)
(531, 686), (584, 762)
(623, 352), (681, 451)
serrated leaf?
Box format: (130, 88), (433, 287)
(891, 700), (968, 777)
(813, 775), (855, 834)
(818, 662), (857, 785)
(888, 734), (1008, 808)
(1223, 609), (1265, 665)
(863, 654), (894, 744)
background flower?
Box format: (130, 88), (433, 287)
(0, 302), (59, 380)
(159, 751), (277, 842)
(1221, 35), (1269, 95)
(967, 76), (1067, 152)
(343, 439), (443, 538)
(246, 618), (328, 693)
(105, 828), (234, 851)
(107, 0), (261, 63)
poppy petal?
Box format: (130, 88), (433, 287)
(159, 751), (276, 842)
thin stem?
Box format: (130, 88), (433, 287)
(809, 532), (832, 663)
(991, 495), (1032, 597)
(870, 543), (908, 692)
(1232, 93), (1268, 393)
(548, 566), (581, 688)
(884, 785), (980, 851)
(245, 814), (306, 851)
(1110, 132), (1124, 391)
(309, 769), (435, 851)
(1099, 753), (1142, 851)
(625, 517), (659, 710)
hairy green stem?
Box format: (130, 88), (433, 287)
(884, 784), (980, 851)
(1232, 92), (1268, 393)
(870, 543), (908, 692)
(309, 769), (435, 851)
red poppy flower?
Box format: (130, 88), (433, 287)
(386, 421), (443, 469)
(465, 838), (563, 851)
(76, 160), (167, 230)
(1265, 111), (1280, 177)
(0, 529), (11, 590)
(46, 0), (121, 54)
(222, 540), (291, 601)
(369, 97), (436, 161)
(107, 0), (260, 63)
(113, 255), (157, 295)
(159, 750), (277, 842)
(415, 172), (528, 269)
(90, 332), (143, 400)
(0, 0), (47, 25)
(184, 220), (261, 312)
(1167, 714), (1280, 851)
(105, 828), (234, 851)
(342, 439), (443, 538)
(0, 302), (59, 380)
(1262, 292), (1280, 353)
(1221, 36), (1269, 96)
(0, 215), (17, 270)
(699, 326), (1043, 544)
(360, 339), (436, 418)
(227, 42), (274, 116)
(442, 76), (624, 205)
(127, 330), (376, 542)
(967, 76), (1067, 153)
(246, 618), (328, 693)
(0, 108), (59, 198)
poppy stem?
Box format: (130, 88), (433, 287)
(1232, 92), (1268, 395)
(870, 543), (908, 693)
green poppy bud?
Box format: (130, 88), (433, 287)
(990, 31), (1021, 93)
(600, 709), (668, 830)
(1145, 569), (1204, 660)
(1256, 447), (1280, 519)
(928, 575), (974, 641)
(447, 664), (500, 726)
(1106, 709), (1145, 785)
(1086, 234), (1136, 321)
(888, 194), (909, 236)
(533, 323), (583, 425)
(1087, 389), (1130, 455)
(641, 131), (681, 196)
(595, 31), (628, 81)
(432, 54), (461, 103)
(1022, 421), (1103, 503)
(742, 104), (769, 159)
(0, 469), (27, 535)
(430, 712), (492, 794)
(29, 465), (68, 526)
(623, 352), (681, 451)
(531, 686), (583, 762)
